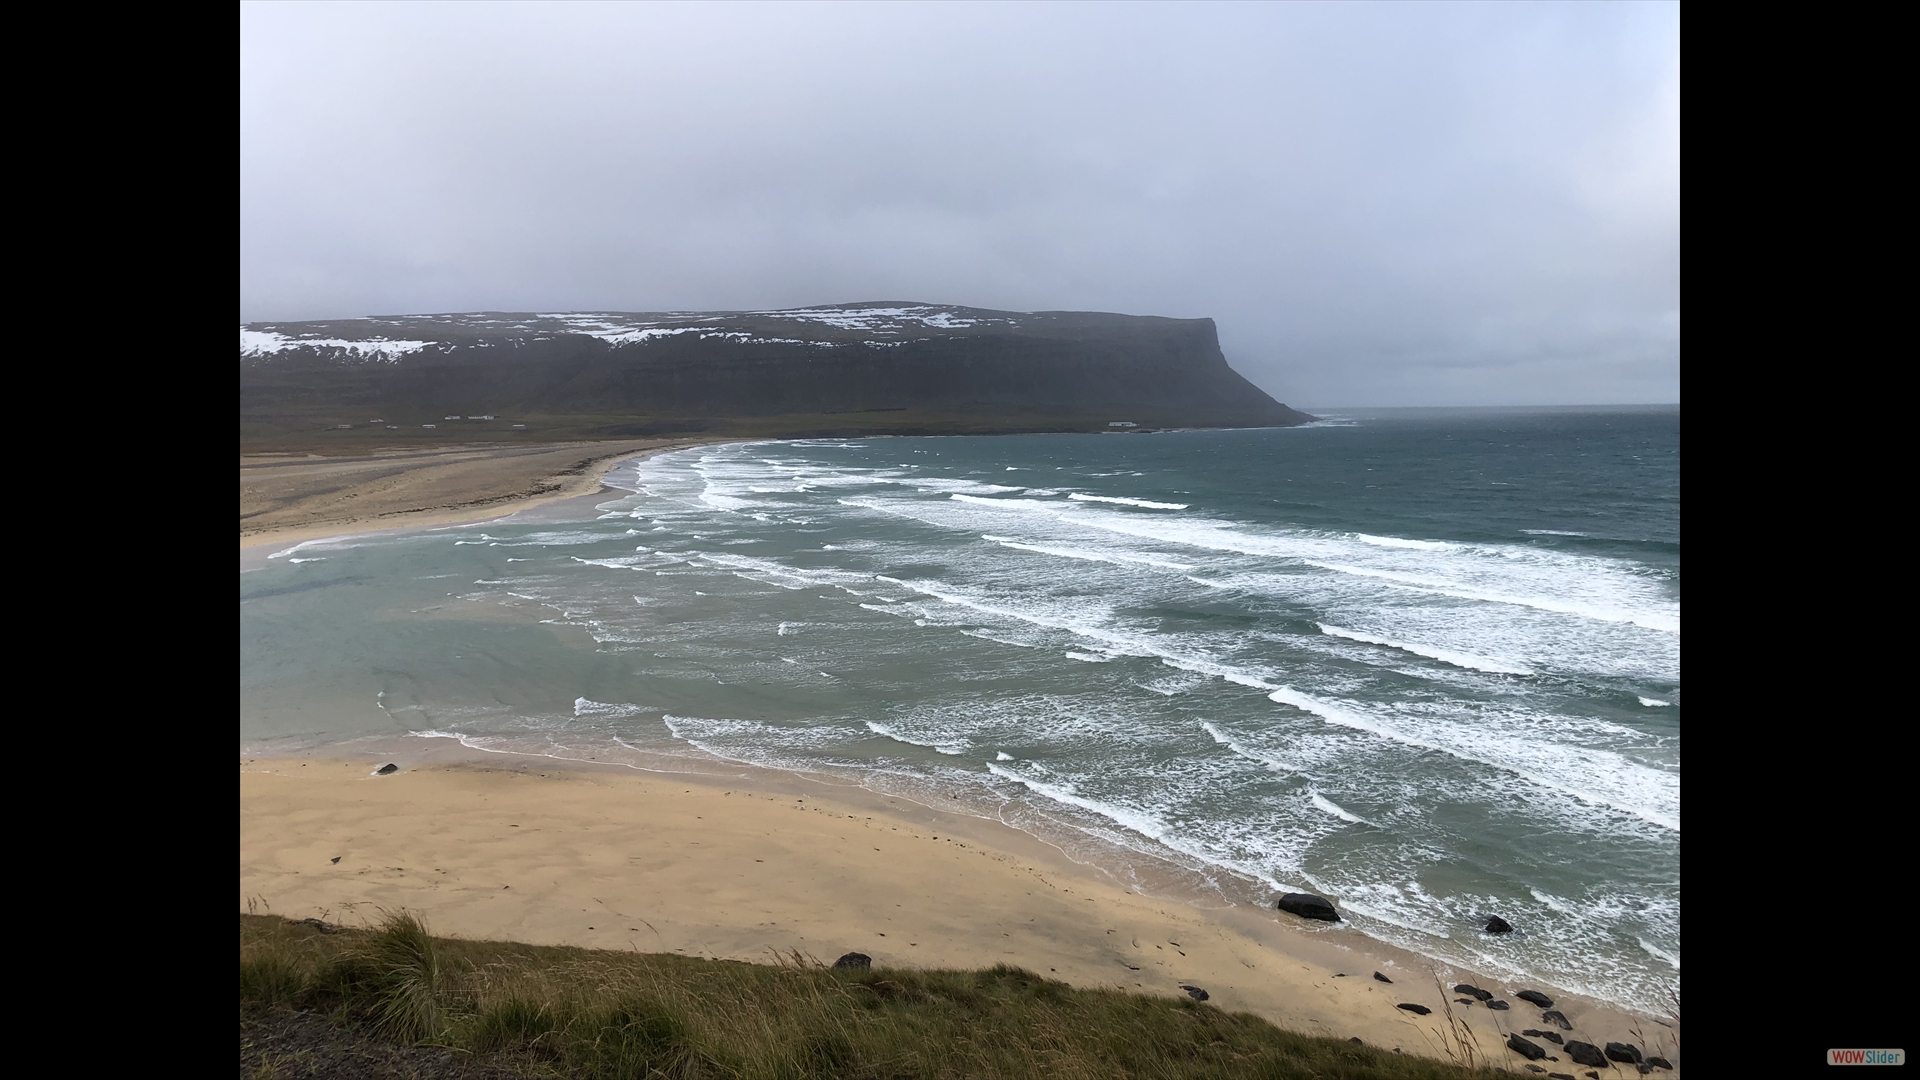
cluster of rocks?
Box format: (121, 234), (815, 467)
(1262, 893), (1677, 1074)
(1273, 892), (1517, 938)
(1358, 964), (1676, 1074)
(1500, 1001), (1675, 1074)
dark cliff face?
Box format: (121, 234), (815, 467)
(240, 303), (1313, 435)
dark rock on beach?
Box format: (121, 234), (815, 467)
(1455, 998), (1475, 1006)
(1605, 1042), (1644, 1065)
(1275, 893), (1339, 921)
(1564, 1041), (1609, 1067)
(1487, 1000), (1510, 1010)
(1507, 1034), (1549, 1061)
(1179, 985), (1209, 1001)
(1453, 984), (1493, 1001)
(1549, 1074), (1575, 1080)
(1516, 990), (1555, 1007)
(1524, 1067), (1546, 1074)
(1395, 1003), (1431, 1015)
(1646, 1056), (1674, 1070)
(1373, 971), (1392, 983)
(1484, 915), (1514, 933)
(1542, 1010), (1573, 1030)
(831, 952), (872, 970)
(376, 763), (399, 775)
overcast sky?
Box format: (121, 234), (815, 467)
(240, 2), (1677, 408)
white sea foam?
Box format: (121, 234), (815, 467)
(1266, 686), (1679, 831)
(1636, 937), (1680, 969)
(1522, 529), (1589, 537)
(949, 493), (1056, 512)
(1354, 533), (1453, 550)
(268, 536), (364, 560)
(574, 698), (650, 720)
(1530, 888), (1578, 915)
(920, 489), (1678, 640)
(1302, 560), (1679, 634)
(865, 720), (966, 755)
(1637, 696), (1671, 707)
(1309, 790), (1369, 824)
(1064, 651), (1111, 663)
(1317, 623), (1534, 675)
(1200, 721), (1301, 773)
(987, 762), (1175, 843)
(1068, 493), (1189, 510)
(982, 535), (1195, 571)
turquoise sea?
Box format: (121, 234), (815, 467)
(242, 406), (1679, 1012)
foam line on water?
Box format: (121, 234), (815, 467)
(407, 728), (517, 755)
(1530, 889), (1578, 915)
(1067, 493), (1189, 510)
(1308, 789), (1370, 825)
(1354, 533), (1454, 550)
(1200, 721), (1302, 773)
(984, 761), (1286, 894)
(1637, 937), (1681, 969)
(575, 698), (651, 720)
(950, 493), (1059, 512)
(1317, 622), (1534, 675)
(901, 491), (1680, 639)
(865, 720), (966, 755)
(1303, 561), (1679, 633)
(873, 573), (1311, 702)
(982, 535), (1195, 571)
(268, 535), (366, 559)
(1266, 686), (1679, 831)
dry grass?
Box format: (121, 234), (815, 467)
(240, 913), (1514, 1079)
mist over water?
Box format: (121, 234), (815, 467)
(242, 407), (1678, 1011)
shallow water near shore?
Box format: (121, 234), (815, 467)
(241, 406), (1678, 1012)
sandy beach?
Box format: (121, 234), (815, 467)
(240, 439), (717, 560)
(239, 745), (1676, 1068)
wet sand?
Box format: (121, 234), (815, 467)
(240, 440), (717, 552)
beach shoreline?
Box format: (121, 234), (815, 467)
(240, 439), (725, 559)
(240, 439), (727, 571)
(239, 738), (1676, 1068)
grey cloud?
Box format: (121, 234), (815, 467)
(240, 1), (1678, 407)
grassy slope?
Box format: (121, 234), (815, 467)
(241, 914), (1514, 1080)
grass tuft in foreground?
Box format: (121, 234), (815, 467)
(240, 913), (1509, 1079)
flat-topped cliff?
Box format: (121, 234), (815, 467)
(240, 302), (1313, 447)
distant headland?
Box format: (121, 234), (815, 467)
(240, 302), (1313, 452)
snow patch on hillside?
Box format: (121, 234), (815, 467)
(240, 329), (434, 361)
